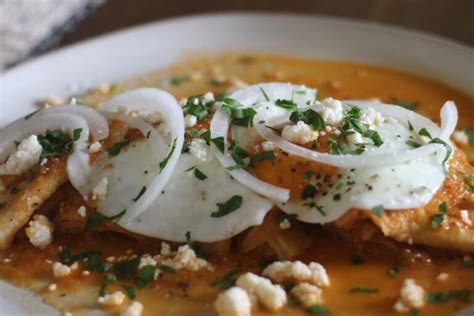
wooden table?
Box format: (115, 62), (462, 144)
(59, 0), (473, 47)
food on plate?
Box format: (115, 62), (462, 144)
(0, 54), (473, 316)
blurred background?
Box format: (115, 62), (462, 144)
(1, 0), (473, 71)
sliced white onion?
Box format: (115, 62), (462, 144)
(96, 112), (169, 222)
(98, 88), (185, 221)
(437, 101), (458, 141)
(254, 101), (458, 169)
(210, 110), (290, 203)
(41, 104), (109, 140)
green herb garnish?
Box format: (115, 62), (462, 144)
(132, 186), (147, 202)
(431, 202), (448, 229)
(84, 209), (127, 230)
(210, 269), (241, 289)
(210, 195), (243, 218)
(108, 140), (130, 156)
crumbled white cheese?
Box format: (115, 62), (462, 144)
(120, 301), (144, 316)
(436, 272), (449, 281)
(290, 282), (323, 307)
(82, 270), (90, 276)
(184, 114), (197, 128)
(179, 98), (188, 107)
(460, 210), (472, 226)
(160, 242), (171, 256)
(52, 262), (78, 278)
(214, 287), (251, 316)
(281, 121), (319, 145)
(279, 219), (291, 230)
(261, 141), (275, 151)
(262, 260), (330, 287)
(138, 255), (157, 269)
(236, 272), (287, 311)
(117, 105), (163, 124)
(359, 107), (384, 129)
(48, 283), (57, 291)
(318, 98), (344, 126)
(97, 83), (111, 94)
(393, 279), (426, 312)
(346, 131), (363, 146)
(203, 92), (215, 102)
(77, 206), (86, 218)
(189, 138), (212, 163)
(98, 291), (126, 306)
(0, 135), (43, 175)
(25, 215), (54, 248)
(88, 141), (102, 153)
(452, 130), (469, 145)
(45, 96), (64, 106)
(92, 177), (108, 200)
(63, 312), (73, 316)
(106, 256), (116, 262)
(161, 245), (210, 271)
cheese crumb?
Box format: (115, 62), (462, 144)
(52, 262), (78, 278)
(0, 135), (43, 175)
(236, 272), (287, 311)
(436, 272), (449, 281)
(262, 260), (330, 287)
(346, 131), (363, 146)
(281, 121), (319, 145)
(93, 177), (108, 200)
(452, 130), (469, 145)
(98, 291), (126, 306)
(189, 138), (212, 163)
(214, 287), (251, 316)
(160, 242), (171, 256)
(139, 255), (157, 269)
(393, 279), (426, 312)
(25, 215), (54, 248)
(88, 141), (102, 153)
(318, 98), (344, 126)
(48, 283), (57, 291)
(77, 206), (87, 218)
(290, 282), (323, 307)
(184, 114), (197, 128)
(261, 141), (275, 151)
(359, 107), (384, 128)
(161, 245), (210, 271)
(120, 301), (144, 316)
(460, 210), (472, 226)
(279, 219), (291, 230)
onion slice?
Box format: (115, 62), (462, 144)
(99, 88), (185, 220)
(97, 112), (170, 222)
(210, 110), (290, 203)
(254, 101), (458, 169)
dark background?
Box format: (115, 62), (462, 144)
(59, 0), (474, 47)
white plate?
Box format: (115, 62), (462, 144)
(0, 13), (473, 316)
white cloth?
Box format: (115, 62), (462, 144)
(0, 0), (103, 71)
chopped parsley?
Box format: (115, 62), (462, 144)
(372, 205), (384, 217)
(301, 184), (317, 200)
(427, 289), (471, 303)
(38, 129), (82, 161)
(387, 262), (401, 278)
(418, 128), (432, 139)
(259, 87), (270, 101)
(333, 193), (341, 201)
(108, 140), (130, 156)
(185, 231), (206, 259)
(405, 140), (421, 148)
(160, 264), (177, 273)
(131, 186), (147, 202)
(221, 97), (256, 127)
(169, 75), (188, 86)
(351, 255), (365, 265)
(248, 150), (276, 167)
(350, 287), (379, 294)
(431, 202), (448, 229)
(461, 127), (474, 145)
(122, 285), (136, 299)
(305, 304), (329, 315)
(209, 269), (241, 289)
(136, 265), (157, 288)
(289, 109), (325, 130)
(392, 99), (418, 110)
(159, 138), (177, 172)
(194, 168), (207, 180)
(461, 258), (474, 268)
(275, 99), (297, 111)
(328, 139), (349, 155)
(239, 56), (255, 64)
(362, 129), (383, 147)
(210, 195), (243, 218)
(84, 209), (127, 230)
(182, 94), (214, 120)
